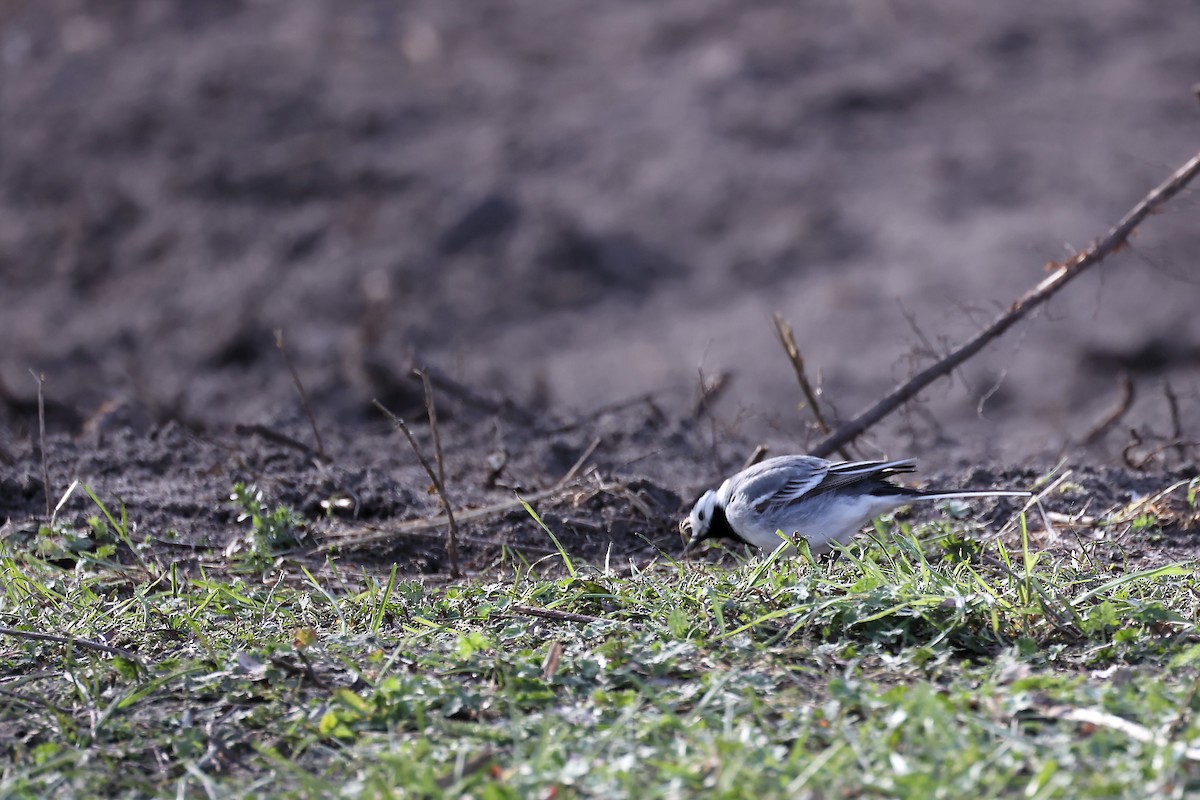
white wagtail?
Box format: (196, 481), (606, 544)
(680, 455), (1030, 556)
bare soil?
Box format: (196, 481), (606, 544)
(1, 0), (1198, 572)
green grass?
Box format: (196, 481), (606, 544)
(1, 497), (1199, 798)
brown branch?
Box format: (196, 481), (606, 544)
(811, 149), (1200, 458)
(773, 314), (854, 459)
(1082, 374), (1136, 445)
(772, 315), (831, 433)
(1123, 438), (1200, 471)
(29, 370), (50, 516)
(416, 370), (459, 575)
(1163, 379), (1189, 460)
(0, 625), (143, 665)
(555, 437), (601, 489)
(275, 330), (328, 461)
(1122, 429), (1146, 470)
(234, 423), (323, 460)
(417, 363), (536, 425)
(373, 399), (461, 578)
(510, 604), (628, 626)
(741, 444), (769, 471)
(415, 371), (447, 493)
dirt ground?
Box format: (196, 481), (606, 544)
(1, 0), (1198, 572)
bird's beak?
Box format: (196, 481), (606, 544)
(680, 518), (700, 556)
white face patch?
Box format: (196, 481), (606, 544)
(688, 490), (718, 537)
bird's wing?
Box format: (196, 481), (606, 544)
(814, 458), (916, 493)
(735, 457), (916, 513)
(729, 455), (833, 512)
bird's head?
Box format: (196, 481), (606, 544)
(680, 489), (721, 554)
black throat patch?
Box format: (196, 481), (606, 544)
(703, 503), (740, 544)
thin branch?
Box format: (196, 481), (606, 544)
(234, 423), (323, 460)
(510, 604), (624, 626)
(741, 444), (769, 472)
(1082, 374), (1136, 445)
(418, 363), (536, 425)
(1123, 438), (1200, 471)
(773, 314), (854, 459)
(811, 150), (1200, 458)
(416, 370), (459, 575)
(1122, 428), (1146, 470)
(373, 399), (461, 578)
(416, 371), (447, 494)
(29, 370), (50, 516)
(1163, 379), (1188, 460)
(556, 437), (601, 489)
(275, 330), (328, 462)
(0, 625), (143, 665)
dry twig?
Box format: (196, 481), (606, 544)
(510, 604), (632, 627)
(418, 363), (536, 425)
(373, 399), (461, 578)
(29, 370), (50, 516)
(1082, 374), (1136, 445)
(416, 371), (448, 495)
(811, 149), (1200, 458)
(275, 330), (328, 461)
(558, 437), (601, 488)
(1124, 438), (1200, 471)
(0, 625), (143, 666)
(741, 444), (770, 471)
(1163, 379), (1188, 460)
(234, 423), (324, 460)
(773, 313), (843, 443)
(417, 370), (459, 575)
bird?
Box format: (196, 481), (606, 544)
(680, 455), (1030, 556)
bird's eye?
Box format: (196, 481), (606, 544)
(698, 511), (706, 521)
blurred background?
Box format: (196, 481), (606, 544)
(2, 0), (1199, 467)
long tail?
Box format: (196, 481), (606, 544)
(913, 490), (1031, 502)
